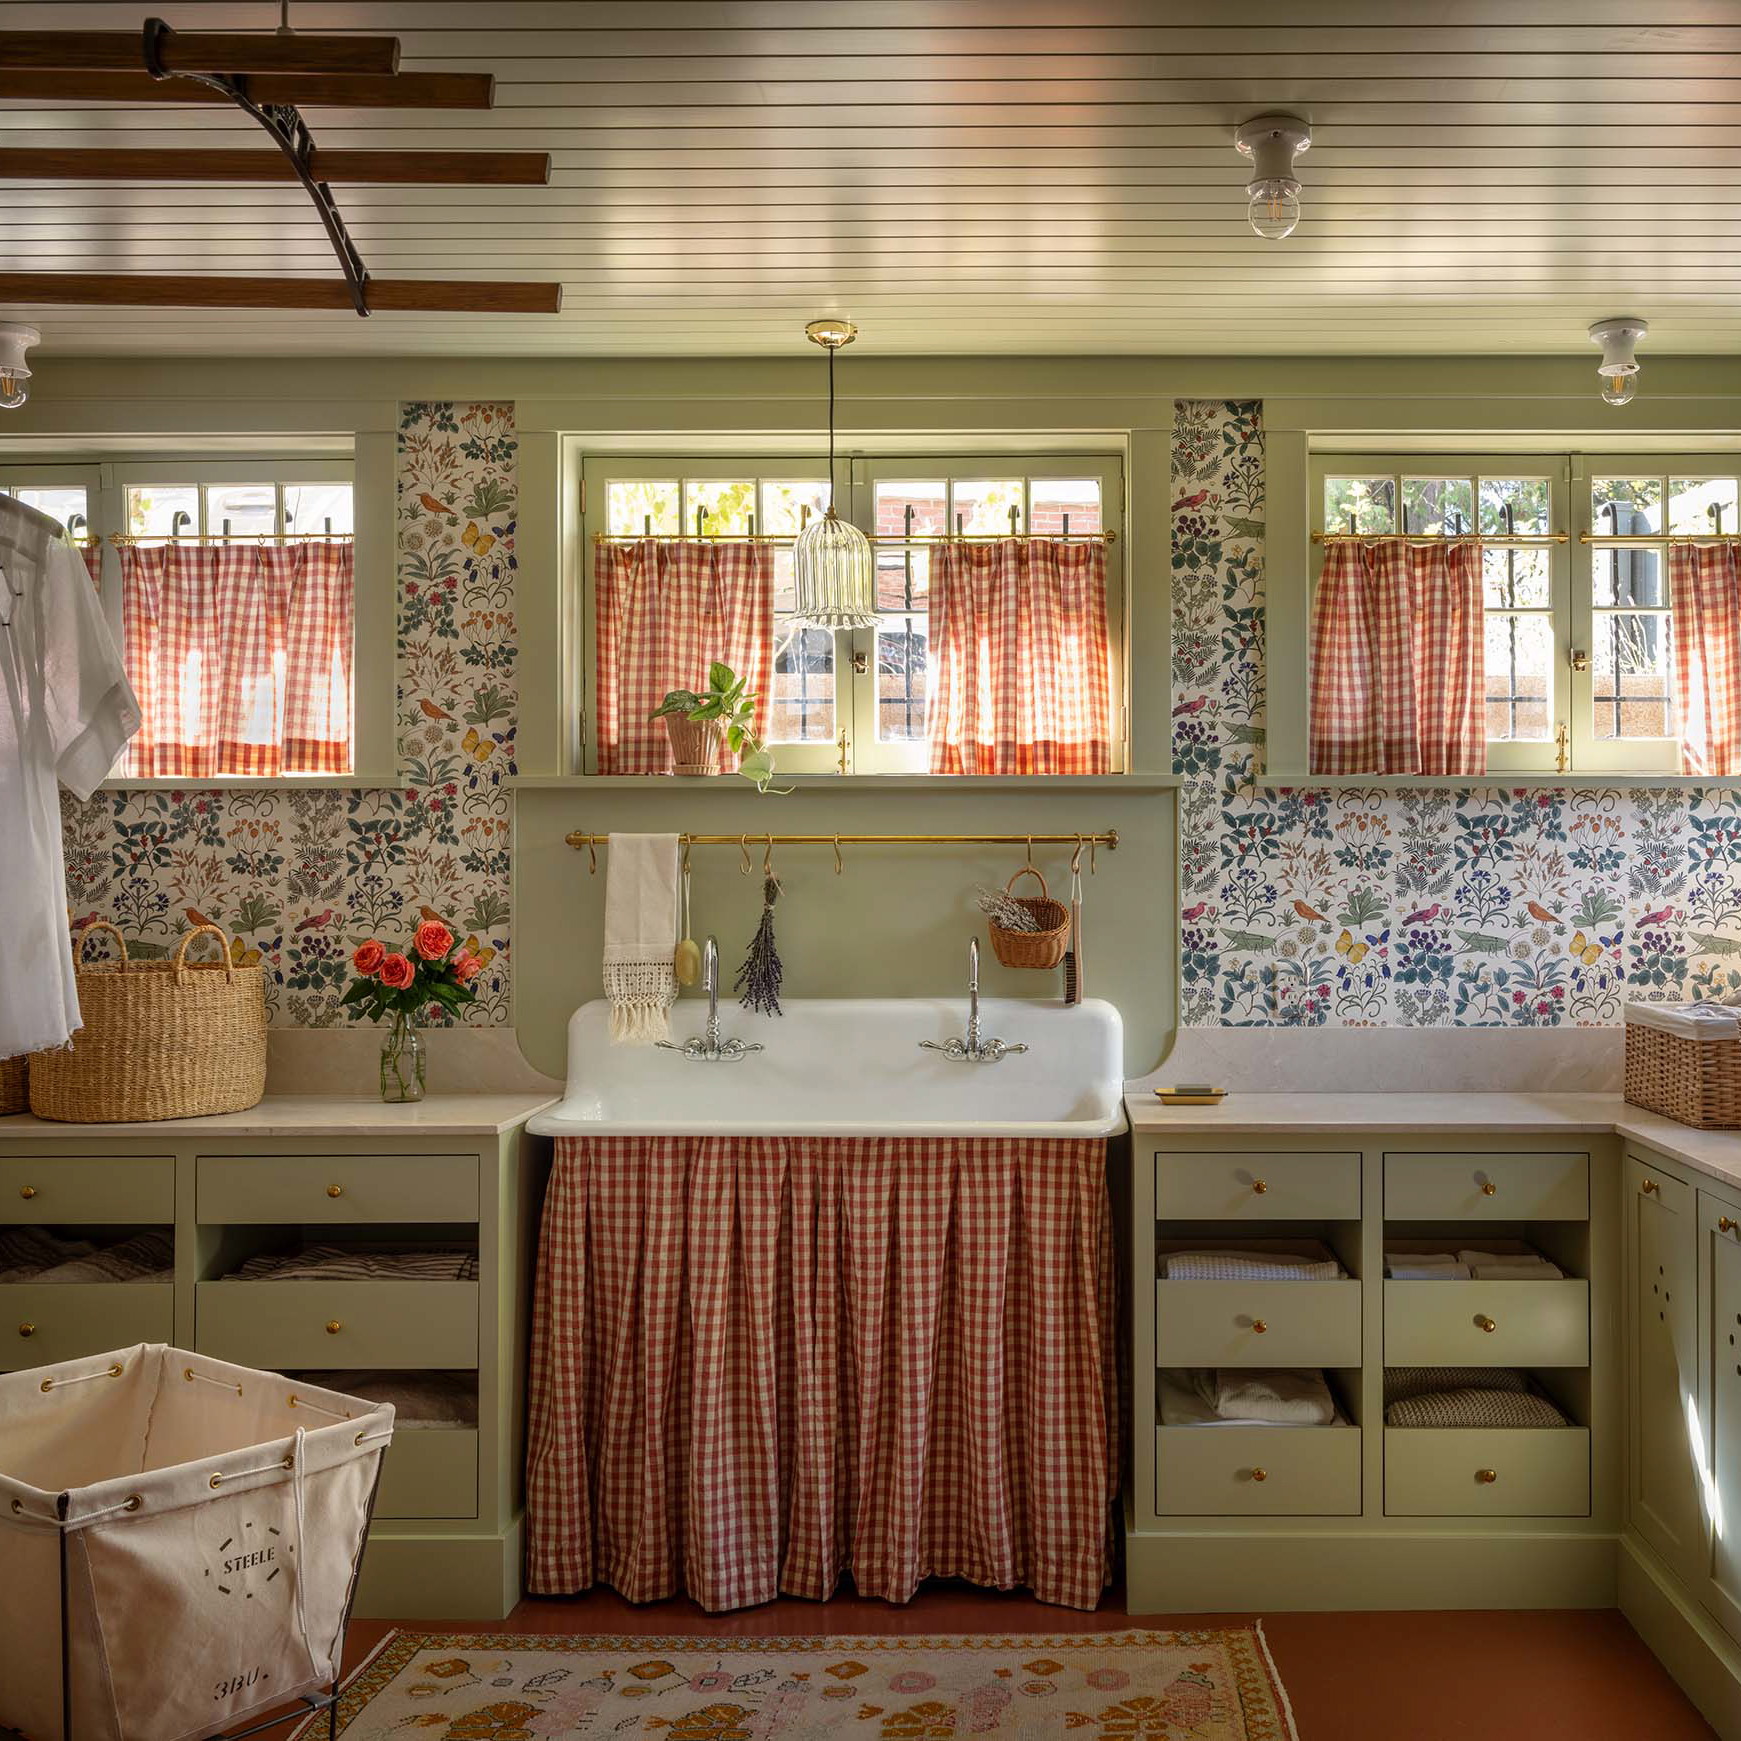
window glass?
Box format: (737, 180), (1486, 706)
(1668, 476), (1740, 536)
(768, 622), (835, 744)
(685, 478), (756, 536)
(1401, 476), (1474, 536)
(127, 484), (198, 537)
(759, 479), (830, 536)
(1482, 547), (1551, 610)
(205, 483), (277, 536)
(1593, 612), (1673, 740)
(1323, 475), (1395, 534)
(283, 481), (354, 535)
(1478, 477), (1549, 536)
(606, 479), (677, 537)
(1591, 476), (1662, 536)
(1030, 477), (1102, 535)
(875, 479), (946, 536)
(877, 618), (929, 742)
(951, 478), (1023, 535)
(875, 546), (929, 611)
(13, 485), (88, 533)
(1484, 611), (1554, 743)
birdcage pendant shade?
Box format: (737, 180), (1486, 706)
(792, 505), (877, 630)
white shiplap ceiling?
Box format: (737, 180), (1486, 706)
(1, 0), (1737, 356)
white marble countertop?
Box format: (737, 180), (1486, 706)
(1124, 1089), (1741, 1194)
(0, 1093), (557, 1140)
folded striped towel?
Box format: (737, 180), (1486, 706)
(1385, 1387), (1568, 1429)
(1457, 1249), (1564, 1280)
(33, 1229), (174, 1284)
(1164, 1249), (1344, 1282)
(1385, 1366), (1529, 1406)
(229, 1245), (478, 1282)
(1387, 1259), (1472, 1280)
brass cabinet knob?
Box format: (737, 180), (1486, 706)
(17, 1323), (34, 1339)
(1476, 1315), (1498, 1333)
(1721, 1217), (1740, 1236)
(1248, 1467), (1268, 1483)
(326, 1184), (344, 1199)
(17, 1185), (37, 1201)
(324, 1320), (342, 1335)
(1251, 1179), (1269, 1195)
(1476, 1469), (1498, 1485)
(1642, 1178), (1660, 1196)
(1250, 1318), (1268, 1334)
(1480, 1180), (1497, 1197)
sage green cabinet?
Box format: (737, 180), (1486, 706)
(1625, 1154), (1705, 1585)
(1701, 1186), (1741, 1646)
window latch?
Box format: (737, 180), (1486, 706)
(1555, 722), (1570, 772)
(851, 650), (869, 676)
(1569, 647), (1590, 673)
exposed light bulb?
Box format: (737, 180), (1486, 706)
(1247, 178), (1302, 241)
(0, 326), (38, 411)
(1601, 374), (1637, 407)
(0, 374), (25, 411)
(1589, 316), (1647, 409)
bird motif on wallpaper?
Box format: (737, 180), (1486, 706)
(416, 492), (452, 516)
(1172, 696), (1210, 717)
(1525, 901), (1563, 928)
(417, 698), (457, 723)
(1292, 900), (1328, 923)
(1180, 903), (1209, 922)
(1172, 490), (1212, 512)
(1638, 906), (1677, 927)
(1401, 903), (1443, 927)
(183, 906), (218, 930)
(294, 910), (335, 932)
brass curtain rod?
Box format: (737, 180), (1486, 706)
(566, 828), (1118, 852)
(592, 530), (1116, 546)
(108, 531), (355, 545)
(1580, 530), (1741, 545)
(1312, 531), (1568, 546)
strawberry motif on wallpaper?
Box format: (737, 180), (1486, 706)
(58, 402), (516, 1030)
(1170, 398), (1741, 1029)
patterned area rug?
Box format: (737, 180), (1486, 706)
(300, 1628), (1297, 1739)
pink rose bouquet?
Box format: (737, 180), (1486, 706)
(342, 915), (481, 1023)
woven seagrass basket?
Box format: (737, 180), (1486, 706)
(0, 1056), (24, 1116)
(1624, 1016), (1741, 1130)
(29, 921), (267, 1123)
(986, 866), (1072, 970)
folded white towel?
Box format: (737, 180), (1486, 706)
(1164, 1248), (1343, 1282)
(1388, 1260), (1472, 1280)
(1469, 1261), (1565, 1280)
(1385, 1249), (1461, 1265)
(1194, 1368), (1337, 1426)
(602, 832), (681, 1045)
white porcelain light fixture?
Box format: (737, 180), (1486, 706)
(791, 318), (876, 632)
(1589, 316), (1648, 407)
(0, 323), (39, 410)
(1235, 115), (1313, 240)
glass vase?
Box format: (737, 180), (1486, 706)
(379, 1011), (426, 1104)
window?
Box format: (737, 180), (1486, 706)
(582, 454), (1123, 775)
(1312, 451), (1741, 775)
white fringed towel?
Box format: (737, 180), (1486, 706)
(603, 832), (681, 1044)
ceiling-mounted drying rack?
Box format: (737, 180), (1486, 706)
(566, 829), (1118, 874)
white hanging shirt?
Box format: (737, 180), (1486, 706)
(0, 498), (140, 1057)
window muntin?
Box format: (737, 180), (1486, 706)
(124, 479), (354, 541)
(582, 455), (1123, 775)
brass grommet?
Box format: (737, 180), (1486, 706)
(123, 1496), (142, 1512)
(209, 1473), (223, 1489)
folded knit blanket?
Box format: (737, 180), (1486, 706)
(0, 1226), (94, 1281)
(1385, 1387), (1568, 1429)
(229, 1245), (478, 1282)
(1194, 1367), (1338, 1426)
(33, 1228), (173, 1283)
(1385, 1366), (1529, 1405)
(1164, 1248), (1344, 1282)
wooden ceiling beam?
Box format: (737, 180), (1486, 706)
(0, 149), (551, 186)
(0, 31), (399, 76)
(19, 70), (495, 109)
(0, 273), (562, 313)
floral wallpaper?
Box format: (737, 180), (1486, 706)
(1171, 397), (1741, 1028)
(60, 402), (518, 1026)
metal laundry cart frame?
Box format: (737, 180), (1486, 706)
(29, 1456), (385, 1741)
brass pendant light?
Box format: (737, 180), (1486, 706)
(792, 318), (876, 631)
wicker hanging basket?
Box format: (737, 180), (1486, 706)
(29, 922), (267, 1124)
(0, 1056), (24, 1117)
(986, 866), (1072, 970)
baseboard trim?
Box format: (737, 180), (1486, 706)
(1125, 1529), (1617, 1614)
(355, 1514), (524, 1621)
(1618, 1533), (1741, 1741)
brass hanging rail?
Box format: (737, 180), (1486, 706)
(1312, 531), (1568, 546)
(592, 530), (1115, 546)
(108, 531), (355, 545)
(1581, 530), (1741, 546)
(566, 828), (1117, 857)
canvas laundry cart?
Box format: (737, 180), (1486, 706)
(0, 1345), (392, 1741)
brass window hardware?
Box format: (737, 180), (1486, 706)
(1569, 648), (1590, 673)
(1554, 722), (1570, 773)
(836, 729), (849, 775)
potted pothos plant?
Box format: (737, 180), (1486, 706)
(652, 661), (785, 792)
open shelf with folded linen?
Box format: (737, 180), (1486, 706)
(1156, 1235), (1362, 1369)
(1156, 1367), (1361, 1516)
(0, 1225), (175, 1371)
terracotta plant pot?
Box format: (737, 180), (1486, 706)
(665, 714), (725, 775)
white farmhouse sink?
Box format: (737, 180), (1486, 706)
(528, 997), (1126, 1139)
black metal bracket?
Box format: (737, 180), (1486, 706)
(142, 16), (371, 316)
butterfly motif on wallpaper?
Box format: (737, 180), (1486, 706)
(462, 520), (497, 558)
(1568, 930), (1612, 967)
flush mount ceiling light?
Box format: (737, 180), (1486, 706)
(1589, 316), (1649, 407)
(791, 317), (876, 632)
(0, 323), (39, 409)
(1235, 114), (1313, 240)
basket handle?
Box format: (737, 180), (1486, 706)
(173, 922), (234, 980)
(1005, 864), (1052, 901)
(74, 920), (129, 968)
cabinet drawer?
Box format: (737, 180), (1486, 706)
(1384, 1152), (1588, 1221)
(197, 1154), (478, 1225)
(196, 1280), (478, 1370)
(1384, 1427), (1590, 1517)
(376, 1428), (478, 1521)
(1157, 1424), (1361, 1517)
(1155, 1279), (1362, 1368)
(1156, 1152), (1360, 1221)
(0, 1156), (174, 1225)
(1384, 1279), (1589, 1366)
(0, 1282), (173, 1371)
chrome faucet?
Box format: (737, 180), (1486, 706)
(920, 937), (1029, 1063)
(658, 936), (764, 1062)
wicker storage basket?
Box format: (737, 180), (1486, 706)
(0, 1055), (24, 1116)
(29, 922), (267, 1124)
(986, 866), (1072, 969)
(1624, 1003), (1741, 1129)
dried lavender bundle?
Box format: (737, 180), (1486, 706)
(974, 884), (1042, 931)
(736, 875), (785, 1016)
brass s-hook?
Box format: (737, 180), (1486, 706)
(587, 837), (598, 875)
(1070, 835), (1084, 878)
(1025, 835), (1034, 868)
(680, 836), (693, 876)
(832, 834), (844, 876)
(763, 834), (775, 878)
